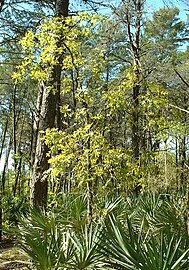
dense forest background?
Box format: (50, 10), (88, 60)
(0, 0), (189, 269)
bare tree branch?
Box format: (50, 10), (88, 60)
(174, 68), (189, 88)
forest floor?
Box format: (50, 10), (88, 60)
(0, 239), (28, 270)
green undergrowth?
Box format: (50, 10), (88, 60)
(13, 191), (189, 270)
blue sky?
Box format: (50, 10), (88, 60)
(97, 0), (188, 21)
(146, 0), (188, 21)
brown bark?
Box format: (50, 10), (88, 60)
(0, 195), (2, 240)
(130, 1), (142, 160)
(85, 102), (93, 225)
(13, 153), (22, 196)
(125, 0), (143, 194)
(86, 133), (93, 225)
(30, 0), (69, 208)
(0, 118), (6, 239)
(13, 84), (17, 171)
(186, 175), (189, 236)
(30, 82), (59, 206)
(1, 138), (12, 191)
(0, 118), (8, 161)
(123, 0), (142, 160)
(0, 136), (11, 240)
(87, 180), (93, 225)
(178, 137), (186, 191)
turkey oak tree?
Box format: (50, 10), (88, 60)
(30, 0), (69, 207)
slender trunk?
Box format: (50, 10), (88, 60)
(30, 87), (44, 172)
(71, 70), (77, 112)
(125, 0), (143, 194)
(86, 134), (93, 225)
(0, 195), (2, 240)
(13, 111), (25, 196)
(0, 118), (8, 241)
(175, 138), (178, 189)
(0, 118), (8, 161)
(30, 0), (69, 208)
(186, 174), (189, 236)
(13, 154), (22, 196)
(147, 129), (153, 151)
(178, 137), (186, 191)
(132, 83), (140, 159)
(87, 180), (93, 225)
(1, 139), (11, 239)
(13, 84), (17, 171)
(131, 1), (141, 160)
(1, 138), (12, 191)
(164, 139), (168, 189)
(85, 103), (93, 225)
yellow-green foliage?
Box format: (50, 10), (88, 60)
(43, 126), (143, 192)
(140, 82), (169, 140)
(13, 11), (173, 193)
(12, 13), (103, 84)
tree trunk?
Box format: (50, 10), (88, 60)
(131, 0), (142, 160)
(13, 153), (22, 196)
(186, 174), (189, 236)
(132, 83), (140, 160)
(30, 0), (69, 208)
(87, 180), (93, 225)
(1, 138), (12, 191)
(86, 133), (93, 225)
(0, 192), (2, 240)
(125, 0), (143, 194)
(0, 118), (8, 161)
(178, 136), (186, 191)
(13, 84), (17, 171)
(175, 138), (179, 189)
(164, 139), (168, 189)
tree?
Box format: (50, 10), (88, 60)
(29, 0), (69, 208)
(143, 7), (188, 189)
(0, 0), (56, 239)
